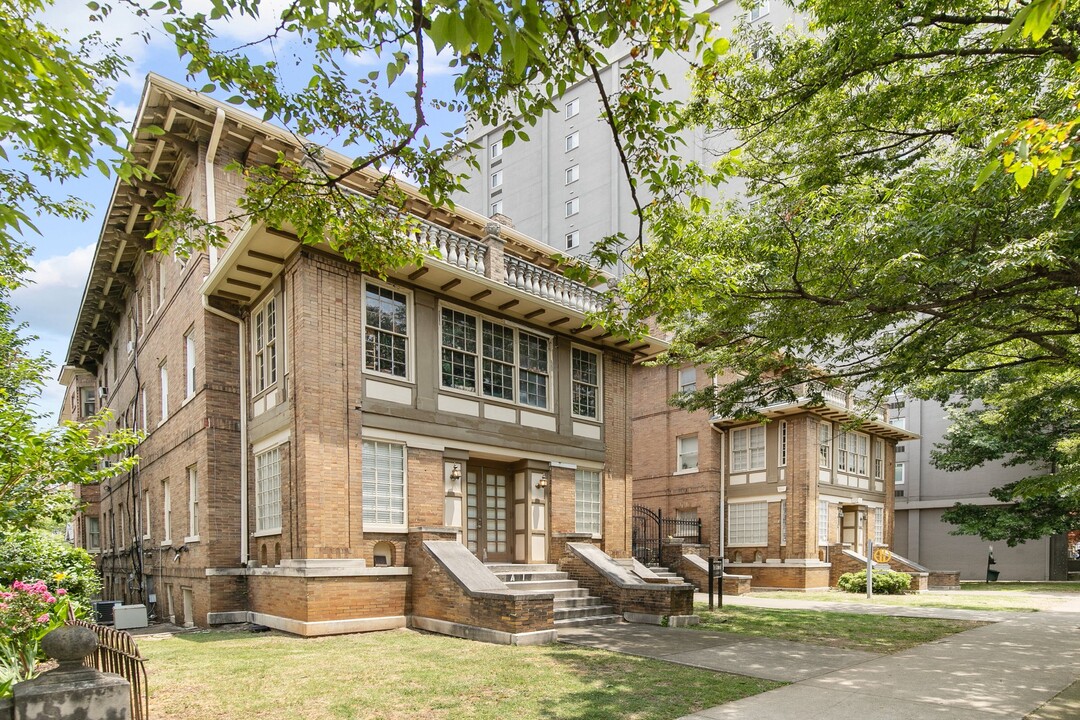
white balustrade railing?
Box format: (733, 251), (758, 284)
(416, 222), (487, 277)
(503, 256), (603, 314)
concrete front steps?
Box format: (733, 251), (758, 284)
(646, 565), (688, 584)
(488, 564), (621, 629)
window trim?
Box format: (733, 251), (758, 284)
(818, 421), (833, 469)
(490, 170), (502, 189)
(873, 437), (885, 480)
(565, 230), (580, 249)
(570, 345), (603, 421)
(362, 439), (408, 533)
(184, 327), (196, 400)
(574, 467), (603, 537)
(158, 361), (169, 425)
(731, 425), (766, 473)
(490, 140), (503, 159)
(894, 462), (906, 485)
(565, 165), (579, 185)
(255, 445), (284, 535)
(817, 499), (829, 545)
(437, 302), (553, 411)
(490, 199), (503, 216)
(838, 430), (870, 476)
(362, 280), (414, 383)
(252, 292), (280, 396)
(565, 132), (579, 152)
(678, 367), (696, 393)
(186, 464), (199, 541)
(565, 98), (580, 119)
(162, 479), (172, 545)
(565, 197), (579, 217)
(86, 516), (101, 552)
(676, 434), (699, 473)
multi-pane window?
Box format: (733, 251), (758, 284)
(731, 426), (766, 472)
(839, 432), (870, 475)
(780, 499), (787, 545)
(575, 469), (602, 535)
(778, 420), (788, 467)
(565, 165), (579, 185)
(873, 438), (885, 480)
(80, 387), (96, 418)
(491, 170), (502, 188)
(678, 367), (696, 393)
(442, 308), (478, 392)
(818, 500), (829, 544)
(441, 308), (549, 409)
(677, 434), (698, 471)
(571, 347), (600, 419)
(187, 465), (199, 538)
(362, 440), (406, 528)
(874, 509), (884, 545)
(818, 421), (833, 469)
(163, 479), (172, 543)
(565, 98), (580, 118)
(565, 231), (580, 249)
(184, 329), (196, 398)
(728, 502), (767, 545)
(565, 198), (579, 217)
(365, 283), (408, 379)
(255, 447), (282, 533)
(253, 295), (278, 393)
(565, 132), (579, 151)
(159, 362), (169, 422)
(86, 517), (100, 551)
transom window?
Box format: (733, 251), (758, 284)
(440, 307), (550, 409)
(362, 440), (406, 529)
(731, 426), (766, 472)
(677, 434), (698, 472)
(255, 447), (282, 533)
(364, 282), (409, 379)
(571, 347), (601, 419)
(575, 469), (602, 535)
(728, 502), (767, 545)
(253, 295), (278, 393)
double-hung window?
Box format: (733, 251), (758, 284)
(818, 421), (833, 469)
(839, 431), (870, 474)
(778, 420), (788, 467)
(874, 509), (884, 545)
(159, 362), (169, 422)
(255, 447), (282, 533)
(184, 328), (196, 398)
(873, 438), (885, 480)
(817, 500), (829, 544)
(253, 295), (278, 393)
(731, 426), (765, 472)
(362, 440), (406, 530)
(86, 517), (100, 552)
(678, 367), (696, 393)
(80, 387), (96, 418)
(364, 283), (409, 379)
(677, 434), (699, 471)
(441, 307), (550, 409)
(187, 465), (199, 539)
(571, 347), (601, 419)
(728, 502), (767, 545)
(575, 469), (602, 535)
(162, 480), (172, 544)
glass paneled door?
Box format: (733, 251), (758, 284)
(466, 466), (512, 562)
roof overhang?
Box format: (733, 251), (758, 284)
(712, 400), (920, 441)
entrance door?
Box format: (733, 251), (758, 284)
(466, 466), (512, 563)
(841, 505), (865, 555)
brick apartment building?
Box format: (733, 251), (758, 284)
(633, 364), (918, 589)
(61, 75), (688, 641)
(59, 367), (103, 554)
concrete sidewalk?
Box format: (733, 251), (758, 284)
(698, 592), (1021, 623)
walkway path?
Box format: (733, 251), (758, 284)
(699, 592), (1022, 622)
(560, 597), (1080, 718)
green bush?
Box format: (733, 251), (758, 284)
(837, 569), (911, 595)
(0, 529), (100, 604)
(0, 579), (78, 696)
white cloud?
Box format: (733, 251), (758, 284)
(12, 243), (94, 341)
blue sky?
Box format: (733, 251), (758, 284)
(13, 0), (465, 422)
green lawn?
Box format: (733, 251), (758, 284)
(692, 604), (987, 653)
(746, 590), (1043, 612)
(139, 628), (780, 720)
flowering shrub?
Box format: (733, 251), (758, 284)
(0, 579), (78, 697)
(0, 529), (100, 604)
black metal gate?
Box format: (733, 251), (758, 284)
(632, 505), (703, 566)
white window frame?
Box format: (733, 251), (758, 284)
(780, 499), (787, 545)
(891, 416), (907, 430)
(570, 345), (602, 421)
(565, 230), (580, 249)
(817, 499), (829, 544)
(490, 140), (502, 159)
(255, 446), (283, 534)
(491, 200), (503, 216)
(80, 387), (96, 419)
(731, 426), (766, 473)
(565, 197), (579, 217)
(895, 462), (906, 485)
(438, 304), (552, 410)
(874, 508), (884, 545)
(565, 132), (579, 152)
(128, 312), (136, 355)
(162, 479), (172, 545)
(143, 490), (151, 540)
(159, 361), (169, 425)
(873, 438), (885, 480)
(574, 468), (602, 536)
(139, 386), (147, 432)
(490, 170), (502, 189)
(778, 420), (788, 467)
(186, 465), (199, 541)
(86, 516), (100, 552)
(678, 367), (696, 393)
(362, 440), (407, 532)
(750, 0), (770, 21)
(565, 98), (580, 118)
(184, 328), (196, 399)
(818, 421), (833, 469)
(728, 501), (767, 546)
(565, 165), (579, 185)
(838, 431), (870, 475)
(363, 281), (413, 381)
(676, 434), (699, 472)
(252, 293), (279, 395)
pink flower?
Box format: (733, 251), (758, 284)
(36, 614), (49, 624)
(56, 589), (67, 596)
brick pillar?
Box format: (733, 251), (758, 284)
(602, 353), (633, 557)
(787, 414), (820, 559)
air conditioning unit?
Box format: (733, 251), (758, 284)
(99, 386), (108, 399)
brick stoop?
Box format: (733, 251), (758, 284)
(488, 564), (621, 628)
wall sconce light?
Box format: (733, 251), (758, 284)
(450, 464), (461, 483)
(535, 473), (548, 490)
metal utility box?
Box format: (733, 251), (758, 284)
(92, 600), (122, 625)
(113, 604), (149, 630)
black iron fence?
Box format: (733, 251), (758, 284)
(67, 608), (149, 720)
(632, 505), (702, 566)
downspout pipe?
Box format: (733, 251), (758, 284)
(205, 108), (226, 271)
(203, 295), (247, 566)
(710, 424), (726, 563)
